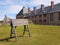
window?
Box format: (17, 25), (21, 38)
(32, 16), (33, 18)
(39, 20), (42, 22)
(39, 15), (42, 18)
(35, 20), (37, 23)
(58, 12), (60, 20)
(35, 16), (37, 18)
(43, 19), (46, 22)
(43, 14), (46, 17)
(50, 13), (54, 21)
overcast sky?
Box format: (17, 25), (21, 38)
(0, 0), (60, 20)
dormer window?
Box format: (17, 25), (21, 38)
(43, 14), (46, 17)
(39, 15), (42, 18)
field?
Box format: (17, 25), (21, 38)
(0, 24), (60, 45)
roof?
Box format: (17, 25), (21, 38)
(30, 3), (60, 16)
(16, 3), (60, 17)
(17, 7), (28, 16)
(49, 3), (60, 13)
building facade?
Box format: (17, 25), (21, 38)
(16, 1), (60, 25)
(3, 15), (11, 24)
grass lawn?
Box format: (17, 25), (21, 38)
(0, 24), (60, 45)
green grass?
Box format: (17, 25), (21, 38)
(0, 24), (60, 45)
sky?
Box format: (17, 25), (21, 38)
(0, 0), (60, 20)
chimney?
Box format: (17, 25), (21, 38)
(51, 1), (54, 9)
(34, 7), (36, 15)
(23, 6), (25, 8)
(23, 6), (25, 10)
(28, 7), (31, 15)
(41, 4), (44, 12)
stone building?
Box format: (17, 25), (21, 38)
(16, 1), (60, 25)
(3, 15), (11, 24)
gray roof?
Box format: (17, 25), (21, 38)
(49, 3), (60, 13)
(30, 3), (60, 16)
(17, 3), (60, 17)
(17, 7), (28, 16)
